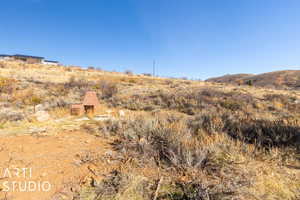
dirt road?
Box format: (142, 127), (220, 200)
(0, 130), (113, 200)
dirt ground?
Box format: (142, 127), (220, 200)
(0, 130), (114, 200)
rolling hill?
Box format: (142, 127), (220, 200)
(206, 70), (300, 89)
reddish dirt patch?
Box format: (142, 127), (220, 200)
(0, 131), (112, 200)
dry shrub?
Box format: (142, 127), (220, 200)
(95, 80), (118, 98)
(128, 78), (138, 84)
(224, 118), (300, 149)
(30, 96), (42, 106)
(143, 73), (152, 77)
(49, 83), (69, 96)
(110, 88), (257, 115)
(49, 107), (69, 118)
(0, 111), (25, 121)
(62, 110), (300, 199)
(104, 115), (209, 170)
(124, 70), (133, 75)
(199, 88), (227, 98)
(158, 182), (211, 200)
(264, 93), (300, 113)
(189, 112), (300, 150)
(164, 79), (174, 85)
(250, 166), (300, 200)
(110, 89), (203, 113)
(16, 90), (43, 107)
(0, 62), (6, 68)
(98, 114), (260, 199)
(110, 114), (233, 165)
(77, 170), (153, 200)
(11, 89), (43, 107)
(64, 76), (90, 89)
(220, 99), (242, 111)
(0, 77), (16, 93)
(108, 98), (300, 152)
(188, 112), (225, 134)
(264, 94), (294, 103)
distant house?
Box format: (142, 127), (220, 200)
(0, 53), (60, 65)
(42, 60), (59, 66)
(0, 54), (11, 61)
(12, 54), (44, 64)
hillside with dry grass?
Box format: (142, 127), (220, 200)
(206, 70), (300, 89)
(0, 60), (299, 200)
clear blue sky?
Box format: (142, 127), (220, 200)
(1, 0), (300, 79)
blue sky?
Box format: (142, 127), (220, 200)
(1, 0), (300, 79)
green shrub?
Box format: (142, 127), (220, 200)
(245, 79), (253, 86)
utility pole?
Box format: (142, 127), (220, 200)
(153, 60), (156, 77)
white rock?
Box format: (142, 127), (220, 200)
(119, 110), (125, 117)
(35, 111), (50, 122)
(93, 115), (110, 121)
(35, 104), (46, 112)
(75, 117), (90, 121)
(105, 150), (113, 157)
(28, 127), (47, 134)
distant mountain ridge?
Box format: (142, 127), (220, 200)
(206, 70), (300, 89)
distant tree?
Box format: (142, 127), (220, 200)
(125, 70), (133, 75)
(96, 67), (103, 71)
(245, 79), (253, 86)
(30, 96), (42, 113)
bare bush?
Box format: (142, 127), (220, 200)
(124, 70), (133, 75)
(64, 76), (90, 89)
(0, 63), (6, 68)
(95, 80), (118, 98)
(189, 112), (300, 149)
(98, 114), (257, 199)
(79, 170), (153, 200)
(109, 87), (259, 116)
(0, 110), (25, 121)
(0, 77), (16, 94)
(142, 73), (152, 77)
(224, 118), (300, 149)
(106, 116), (211, 170)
